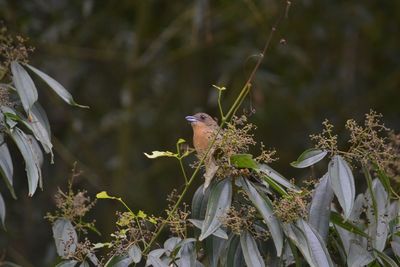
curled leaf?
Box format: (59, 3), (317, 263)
(144, 151), (177, 159)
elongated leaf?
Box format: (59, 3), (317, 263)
(261, 175), (287, 196)
(230, 154), (258, 169)
(52, 219), (78, 257)
(0, 192), (5, 228)
(105, 255), (133, 267)
(297, 220), (334, 267)
(25, 103), (53, 162)
(189, 219), (228, 239)
(145, 249), (167, 267)
(25, 64), (88, 108)
(225, 235), (245, 267)
(55, 261), (78, 267)
(309, 174), (334, 241)
(179, 242), (196, 267)
(10, 128), (42, 196)
(368, 179), (389, 252)
(0, 133), (15, 198)
(347, 242), (374, 267)
(391, 241), (400, 257)
(258, 164), (299, 191)
(191, 184), (209, 220)
(199, 178), (232, 241)
(11, 61), (38, 113)
(205, 235), (227, 267)
(128, 244), (142, 263)
(240, 178), (283, 256)
(330, 211), (368, 238)
(283, 223), (315, 266)
(374, 249), (398, 267)
(240, 230), (265, 267)
(328, 155), (355, 219)
(291, 149), (327, 168)
(79, 261), (89, 267)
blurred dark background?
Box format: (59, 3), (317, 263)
(0, 0), (399, 266)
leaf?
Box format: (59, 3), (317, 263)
(374, 249), (398, 267)
(52, 219), (78, 257)
(0, 133), (15, 198)
(96, 191), (119, 200)
(128, 244), (142, 263)
(291, 149), (327, 168)
(240, 230), (265, 267)
(205, 235), (227, 267)
(347, 242), (374, 267)
(10, 61), (38, 114)
(191, 184), (209, 220)
(328, 155), (355, 219)
(105, 255), (133, 267)
(230, 154), (258, 169)
(25, 64), (88, 108)
(391, 241), (400, 257)
(179, 242), (196, 267)
(199, 178), (232, 241)
(25, 103), (53, 162)
(258, 164), (299, 191)
(297, 220), (334, 267)
(145, 249), (167, 267)
(260, 175), (288, 196)
(308, 174), (334, 241)
(79, 261), (89, 267)
(144, 151), (177, 159)
(10, 128), (42, 196)
(239, 178), (283, 256)
(225, 235), (245, 267)
(0, 192), (5, 228)
(55, 261), (79, 267)
(330, 211), (368, 238)
(283, 223), (315, 266)
(189, 219), (228, 239)
(164, 237), (182, 253)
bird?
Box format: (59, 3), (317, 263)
(185, 113), (220, 191)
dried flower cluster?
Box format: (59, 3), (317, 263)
(45, 167), (96, 234)
(221, 200), (269, 241)
(212, 115), (277, 178)
(109, 210), (159, 256)
(0, 26), (34, 70)
(273, 188), (311, 223)
(163, 189), (191, 238)
(311, 110), (395, 170)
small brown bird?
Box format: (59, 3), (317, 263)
(185, 113), (219, 191)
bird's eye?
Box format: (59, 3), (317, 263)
(200, 115), (206, 120)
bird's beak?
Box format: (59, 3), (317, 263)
(185, 115), (198, 123)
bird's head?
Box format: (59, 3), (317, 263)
(185, 113), (218, 129)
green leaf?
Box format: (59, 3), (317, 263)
(0, 133), (16, 198)
(128, 244), (142, 263)
(258, 164), (299, 192)
(291, 149), (327, 168)
(309, 174), (334, 241)
(391, 241), (400, 258)
(240, 230), (265, 267)
(239, 178), (283, 256)
(374, 249), (398, 267)
(230, 154), (258, 169)
(191, 184), (209, 220)
(283, 223), (315, 266)
(199, 178), (232, 241)
(205, 235), (227, 267)
(10, 61), (38, 114)
(104, 255), (132, 267)
(25, 64), (88, 108)
(145, 249), (167, 267)
(79, 261), (89, 267)
(261, 175), (288, 196)
(328, 155), (355, 219)
(55, 261), (78, 267)
(144, 150), (177, 159)
(189, 219), (228, 239)
(52, 219), (78, 257)
(330, 211), (368, 238)
(25, 103), (53, 162)
(0, 192), (5, 228)
(96, 191), (119, 200)
(225, 235), (245, 267)
(179, 242), (196, 267)
(297, 220), (334, 267)
(347, 243), (374, 267)
(10, 128), (42, 196)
